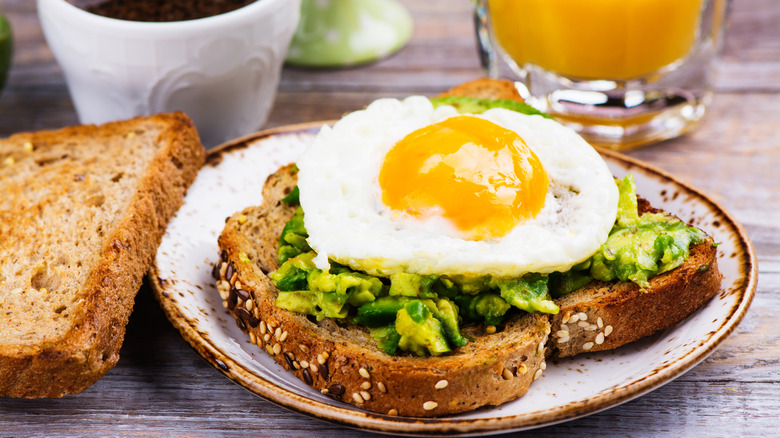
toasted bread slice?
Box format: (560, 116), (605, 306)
(438, 78), (525, 102)
(0, 113), (205, 397)
(548, 198), (722, 358)
(217, 165), (551, 417)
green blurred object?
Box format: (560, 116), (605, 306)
(0, 13), (11, 95)
(286, 0), (412, 68)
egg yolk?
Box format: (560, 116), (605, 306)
(379, 116), (549, 241)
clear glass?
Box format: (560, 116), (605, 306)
(473, 0), (729, 150)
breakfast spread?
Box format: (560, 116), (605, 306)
(215, 79), (722, 416)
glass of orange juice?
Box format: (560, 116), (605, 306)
(473, 0), (729, 149)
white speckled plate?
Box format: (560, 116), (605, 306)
(150, 122), (756, 436)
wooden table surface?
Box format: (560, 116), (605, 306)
(1, 0), (778, 436)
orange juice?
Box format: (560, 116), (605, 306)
(488, 0), (704, 80)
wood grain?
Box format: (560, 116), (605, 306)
(1, 0), (778, 435)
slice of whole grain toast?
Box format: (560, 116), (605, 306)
(217, 165), (551, 417)
(0, 112), (205, 397)
(548, 198), (722, 358)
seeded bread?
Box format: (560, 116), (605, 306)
(547, 199), (722, 358)
(216, 165), (551, 417)
(0, 113), (205, 398)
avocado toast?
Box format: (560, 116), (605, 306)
(214, 79), (721, 416)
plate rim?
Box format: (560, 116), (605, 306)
(150, 121), (757, 436)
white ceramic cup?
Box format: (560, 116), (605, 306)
(37, 0), (300, 147)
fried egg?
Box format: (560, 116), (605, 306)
(296, 96), (618, 277)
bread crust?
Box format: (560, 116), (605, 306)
(0, 113), (205, 397)
(217, 165), (551, 417)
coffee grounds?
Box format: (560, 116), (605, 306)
(85, 0), (257, 22)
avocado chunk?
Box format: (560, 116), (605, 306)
(368, 324), (402, 355)
(388, 272), (438, 298)
(428, 298), (467, 348)
(278, 207), (310, 264)
(354, 296), (416, 327)
(494, 275), (559, 314)
(396, 300), (451, 356)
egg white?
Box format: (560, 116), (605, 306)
(296, 96), (618, 278)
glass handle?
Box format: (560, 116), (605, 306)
(472, 0), (497, 78)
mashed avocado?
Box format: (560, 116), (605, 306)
(429, 96), (552, 119)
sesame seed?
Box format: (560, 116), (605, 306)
(23, 141), (34, 151)
(293, 361), (300, 370)
(274, 327), (282, 340)
(578, 321), (589, 328)
(234, 280), (242, 290)
(597, 317), (604, 328)
(585, 324), (598, 331)
(267, 322), (275, 331)
(126, 131), (137, 139)
(537, 342), (544, 355)
(605, 325), (614, 336)
(280, 331), (288, 342)
(578, 312), (588, 321)
(219, 262), (228, 278)
(485, 325), (496, 334)
(272, 344), (281, 355)
(562, 312), (571, 324)
(361, 381), (372, 390)
(352, 393), (364, 404)
(300, 360), (309, 369)
(249, 332), (257, 344)
(320, 389), (329, 395)
(263, 334), (271, 342)
(238, 214), (248, 224)
(518, 364), (528, 375)
(377, 382), (387, 393)
(359, 368), (371, 379)
(559, 324), (568, 333)
(259, 321), (267, 335)
(556, 330), (569, 338)
(583, 342), (594, 351)
(3, 156), (14, 166)
(360, 391), (371, 401)
(387, 409), (398, 416)
(265, 345), (274, 355)
(253, 307), (260, 319)
(423, 401), (438, 411)
(245, 300), (253, 311)
(557, 335), (570, 343)
(435, 379), (449, 389)
(596, 333), (605, 345)
(221, 300), (228, 309)
(322, 351), (330, 360)
(317, 353), (326, 365)
(540, 361), (547, 371)
(310, 363), (318, 374)
(568, 313), (579, 324)
(533, 369), (543, 380)
(502, 368), (513, 380)
(299, 344), (309, 353)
